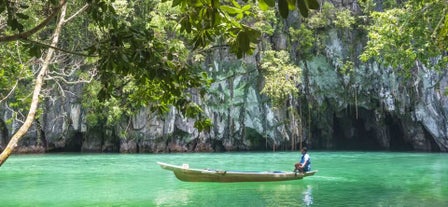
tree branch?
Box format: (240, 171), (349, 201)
(45, 73), (95, 85)
(0, 0), (67, 42)
(22, 38), (97, 57)
(0, 0), (68, 167)
(0, 81), (18, 104)
(64, 3), (90, 24)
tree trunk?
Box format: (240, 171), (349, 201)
(0, 2), (67, 167)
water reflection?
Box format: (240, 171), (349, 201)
(155, 182), (318, 207)
(154, 189), (192, 206)
(302, 185), (313, 206)
(245, 183), (316, 207)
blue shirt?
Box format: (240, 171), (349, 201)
(300, 153), (311, 172)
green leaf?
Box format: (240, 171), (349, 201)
(230, 0), (241, 8)
(245, 27), (261, 42)
(287, 0), (296, 10)
(220, 5), (241, 15)
(265, 0), (276, 7)
(120, 53), (129, 63)
(258, 0), (269, 10)
(297, 0), (309, 17)
(199, 7), (207, 18)
(16, 13), (29, 20)
(192, 35), (202, 50)
(278, 0), (289, 18)
(205, 31), (213, 42)
(8, 18), (24, 32)
(306, 0), (320, 10)
(212, 0), (220, 8)
(241, 4), (251, 11)
(193, 0), (203, 7)
(49, 0), (59, 5)
(172, 0), (182, 7)
(194, 118), (212, 132)
(180, 16), (192, 33)
(238, 31), (250, 53)
(19, 3), (29, 9)
(0, 3), (5, 13)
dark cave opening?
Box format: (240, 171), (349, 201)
(0, 119), (8, 151)
(385, 114), (413, 151)
(333, 110), (382, 150)
(65, 132), (83, 152)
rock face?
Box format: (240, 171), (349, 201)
(297, 25), (448, 152)
(1, 2), (447, 153)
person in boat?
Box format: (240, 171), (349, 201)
(295, 147), (311, 173)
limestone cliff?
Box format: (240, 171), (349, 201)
(1, 0), (447, 153)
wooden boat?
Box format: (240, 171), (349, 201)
(157, 162), (317, 182)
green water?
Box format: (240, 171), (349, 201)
(0, 152), (447, 206)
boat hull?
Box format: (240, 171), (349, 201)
(157, 162), (317, 182)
